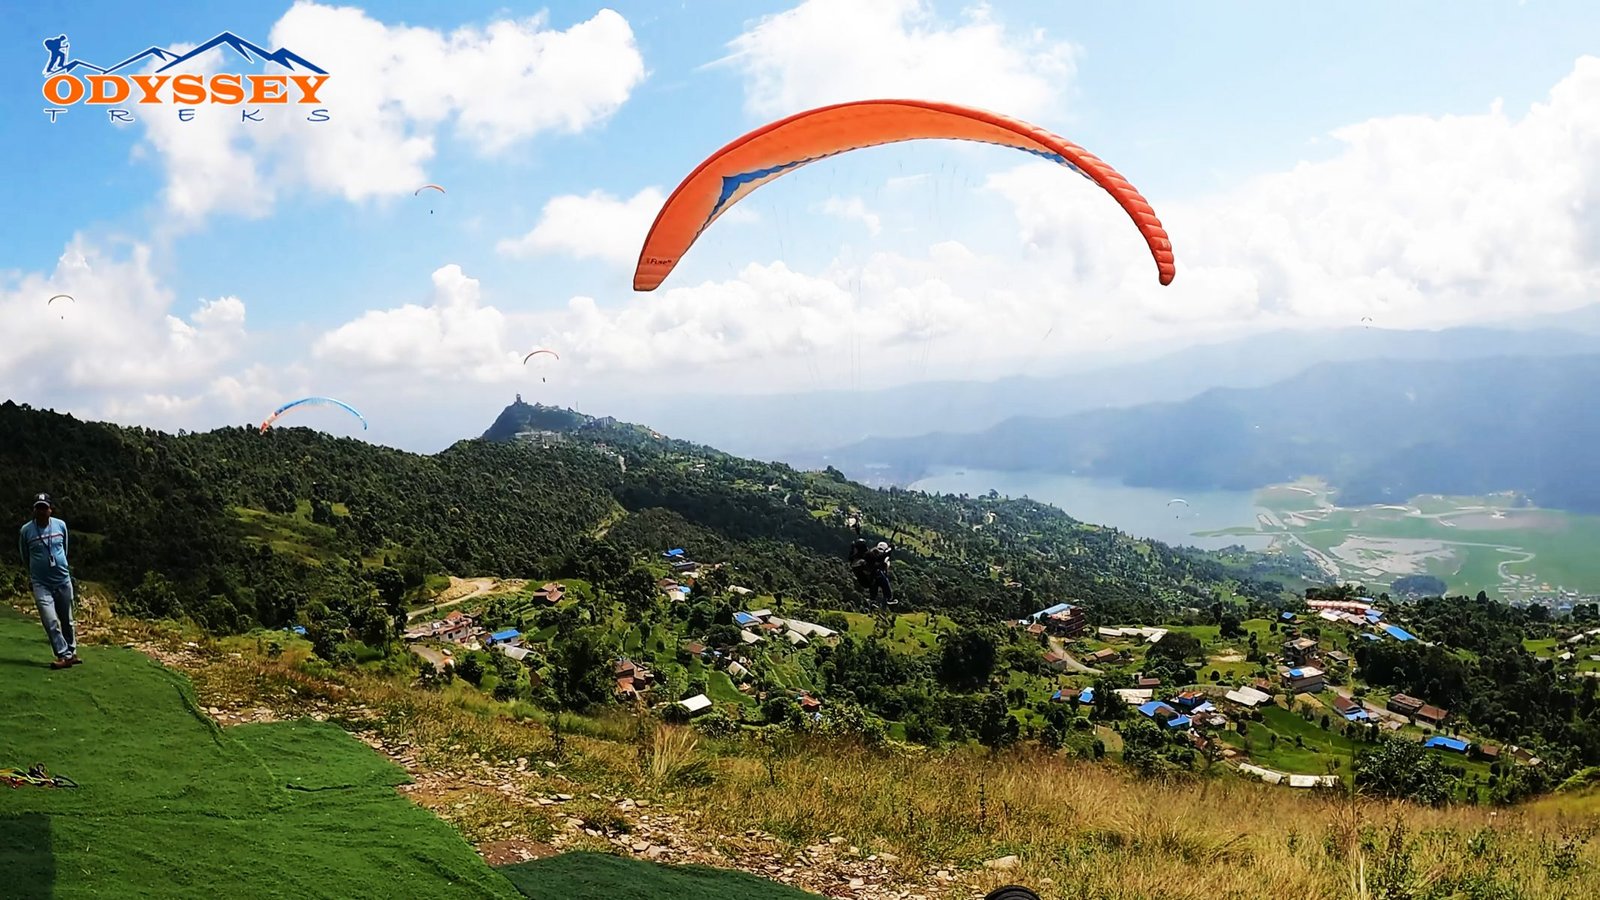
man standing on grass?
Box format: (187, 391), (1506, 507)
(19, 493), (79, 669)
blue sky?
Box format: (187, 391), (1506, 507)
(2, 1), (1598, 449)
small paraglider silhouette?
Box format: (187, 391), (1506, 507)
(414, 184), (445, 214)
(1168, 497), (1190, 519)
(523, 348), (559, 383)
(1361, 316), (1374, 329)
(48, 293), (73, 320)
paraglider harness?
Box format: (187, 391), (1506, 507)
(2, 763), (78, 789)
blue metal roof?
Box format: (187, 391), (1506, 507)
(1138, 700), (1176, 719)
(733, 612), (758, 625)
(664, 548), (684, 557)
(490, 628), (520, 642)
(1280, 612), (1296, 621)
(1079, 687), (1095, 704)
(1425, 735), (1469, 753)
(1360, 632), (1382, 641)
(1381, 623), (1417, 642)
(1164, 715), (1191, 729)
(1289, 668), (1304, 678)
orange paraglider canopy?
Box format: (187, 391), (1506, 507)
(414, 184), (446, 195)
(632, 99), (1174, 291)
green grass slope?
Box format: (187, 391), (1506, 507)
(0, 606), (518, 900)
(0, 607), (840, 900)
(497, 852), (821, 900)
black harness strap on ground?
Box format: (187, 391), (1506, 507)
(1, 763), (78, 789)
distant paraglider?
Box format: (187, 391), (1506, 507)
(523, 348), (559, 383)
(1168, 498), (1190, 519)
(48, 294), (73, 319)
(633, 99), (1174, 291)
(259, 397), (368, 435)
(415, 183), (445, 214)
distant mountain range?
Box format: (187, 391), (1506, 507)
(597, 320), (1600, 462)
(817, 353), (1600, 514)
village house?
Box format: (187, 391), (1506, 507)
(1024, 602), (1086, 638)
(533, 582), (565, 604)
(1331, 694), (1370, 721)
(1387, 693), (1425, 718)
(1417, 704), (1449, 727)
(1043, 651), (1070, 672)
(488, 628), (522, 647)
(1278, 665), (1326, 694)
(1088, 648), (1120, 665)
(1137, 701), (1191, 730)
(1026, 623), (1047, 638)
(1324, 650), (1351, 666)
(1135, 676), (1162, 690)
(678, 694), (712, 718)
(431, 611), (478, 644)
(798, 695), (822, 714)
(1224, 686), (1272, 709)
(1281, 637), (1319, 665)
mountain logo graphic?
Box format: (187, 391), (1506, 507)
(40, 31), (330, 110)
(42, 31), (325, 77)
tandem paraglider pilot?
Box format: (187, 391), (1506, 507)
(19, 493), (80, 669)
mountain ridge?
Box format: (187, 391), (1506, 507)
(819, 353), (1600, 512)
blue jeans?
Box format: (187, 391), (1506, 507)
(32, 580), (76, 660)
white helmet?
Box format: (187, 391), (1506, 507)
(875, 542), (889, 552)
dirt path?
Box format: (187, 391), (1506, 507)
(1047, 637), (1101, 674)
(407, 577), (513, 621)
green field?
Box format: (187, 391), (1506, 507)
(1205, 481), (1600, 599)
(0, 606), (811, 899)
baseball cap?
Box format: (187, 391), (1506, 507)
(32, 493), (52, 508)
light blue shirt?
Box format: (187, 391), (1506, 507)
(19, 517), (70, 587)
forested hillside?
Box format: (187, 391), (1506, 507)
(0, 399), (1293, 636)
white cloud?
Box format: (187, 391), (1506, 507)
(313, 264), (532, 382)
(818, 196), (881, 235)
(0, 238), (249, 392)
(723, 0), (1074, 118)
(137, 3), (646, 223)
(497, 187), (666, 264)
(983, 55), (1600, 332)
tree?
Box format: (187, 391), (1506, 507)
(975, 691), (1019, 750)
(1219, 614), (1244, 639)
(1354, 738), (1453, 805)
(552, 626), (620, 710)
(1146, 632), (1203, 665)
(120, 570), (182, 619)
(1121, 718), (1170, 775)
(456, 652), (486, 686)
(763, 695), (799, 726)
(696, 566), (731, 599)
(303, 602), (348, 663)
(614, 567), (659, 619)
(937, 627), (999, 691)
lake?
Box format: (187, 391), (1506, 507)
(907, 468), (1271, 551)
